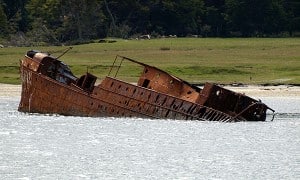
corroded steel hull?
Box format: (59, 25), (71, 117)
(19, 66), (235, 121)
(18, 50), (273, 122)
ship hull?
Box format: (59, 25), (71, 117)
(19, 65), (236, 122)
(18, 50), (273, 122)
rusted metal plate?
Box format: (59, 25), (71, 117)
(18, 51), (274, 122)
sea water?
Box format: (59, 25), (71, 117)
(0, 96), (299, 179)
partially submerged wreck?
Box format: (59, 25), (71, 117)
(19, 50), (274, 122)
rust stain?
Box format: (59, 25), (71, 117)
(18, 50), (274, 122)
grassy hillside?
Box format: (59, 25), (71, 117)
(0, 38), (299, 85)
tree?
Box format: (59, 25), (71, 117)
(225, 0), (288, 37)
(147, 0), (205, 36)
(26, 0), (61, 43)
(0, 2), (8, 37)
(175, 0), (205, 36)
(103, 0), (152, 37)
(284, 0), (300, 36)
(26, 0), (105, 43)
(0, 0), (299, 44)
(2, 0), (29, 33)
(203, 0), (227, 37)
(60, 0), (106, 41)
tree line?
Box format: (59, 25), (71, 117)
(0, 0), (299, 46)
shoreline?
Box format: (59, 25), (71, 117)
(1, 83), (300, 98)
(224, 85), (300, 98)
(0, 84), (22, 97)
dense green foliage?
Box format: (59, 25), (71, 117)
(0, 0), (299, 46)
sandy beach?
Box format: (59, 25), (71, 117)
(225, 85), (300, 98)
(0, 84), (22, 97)
(1, 83), (299, 98)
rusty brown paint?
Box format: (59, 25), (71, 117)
(18, 51), (274, 122)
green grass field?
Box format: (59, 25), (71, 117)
(0, 38), (299, 85)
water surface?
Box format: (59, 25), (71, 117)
(0, 97), (299, 179)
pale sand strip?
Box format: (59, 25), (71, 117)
(225, 85), (300, 98)
(0, 84), (22, 97)
(0, 83), (299, 98)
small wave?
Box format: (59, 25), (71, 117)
(273, 113), (300, 119)
(0, 131), (10, 135)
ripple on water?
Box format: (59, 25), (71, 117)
(0, 97), (299, 179)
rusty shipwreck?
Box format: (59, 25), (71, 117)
(18, 50), (274, 122)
